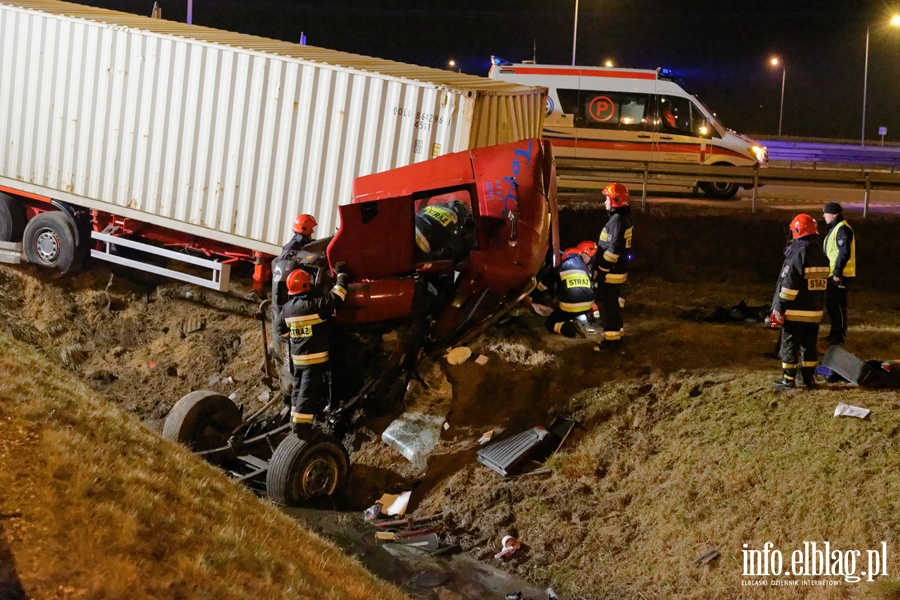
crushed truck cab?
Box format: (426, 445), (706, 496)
(330, 138), (558, 344)
(164, 139), (559, 506)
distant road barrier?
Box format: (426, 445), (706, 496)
(759, 140), (900, 168)
(556, 157), (900, 217)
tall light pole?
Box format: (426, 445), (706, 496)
(862, 14), (900, 146)
(187, 0), (192, 24)
(571, 0), (579, 66)
(769, 57), (786, 137)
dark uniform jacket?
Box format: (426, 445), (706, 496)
(556, 254), (595, 313)
(595, 207), (633, 284)
(280, 274), (349, 367)
(280, 232), (312, 261)
(771, 236), (829, 323)
(414, 201), (475, 262)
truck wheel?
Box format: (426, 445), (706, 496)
(0, 193), (26, 242)
(700, 180), (739, 200)
(22, 211), (78, 276)
(162, 390), (242, 451)
(266, 432), (349, 505)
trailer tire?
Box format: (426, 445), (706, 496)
(0, 193), (27, 242)
(22, 211), (79, 276)
(162, 390), (242, 452)
(266, 432), (349, 505)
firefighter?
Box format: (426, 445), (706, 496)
(280, 214), (317, 260)
(544, 245), (595, 338)
(271, 214), (318, 374)
(279, 263), (351, 432)
(822, 202), (855, 345)
(592, 183), (633, 351)
(414, 200), (475, 263)
(769, 214), (830, 390)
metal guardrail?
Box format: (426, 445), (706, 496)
(556, 158), (900, 217)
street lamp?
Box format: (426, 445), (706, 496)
(448, 60), (460, 73)
(604, 59), (614, 68)
(861, 14), (900, 145)
(769, 57), (785, 137)
(187, 0), (192, 24)
(572, 0), (579, 66)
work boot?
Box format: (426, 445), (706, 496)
(593, 339), (623, 352)
(773, 369), (797, 390)
(800, 367), (818, 390)
(572, 318), (588, 339)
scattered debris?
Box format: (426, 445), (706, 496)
(546, 587), (560, 600)
(363, 503), (382, 522)
(477, 418), (576, 477)
(694, 549), (720, 566)
(682, 300), (768, 323)
(381, 412), (445, 471)
(375, 491), (411, 517)
(373, 513), (443, 529)
(834, 403), (870, 419)
(475, 354), (489, 366)
(494, 535), (520, 559)
(179, 318), (206, 338)
(822, 345), (900, 388)
(477, 429), (495, 445)
(446, 346), (472, 365)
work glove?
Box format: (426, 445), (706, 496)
(333, 261), (347, 274)
(335, 272), (351, 289)
(767, 311), (784, 328)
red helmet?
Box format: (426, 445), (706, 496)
(790, 214), (818, 239)
(577, 240), (598, 258)
(292, 214), (317, 236)
(602, 183), (629, 208)
(562, 247), (582, 261)
(286, 269), (312, 295)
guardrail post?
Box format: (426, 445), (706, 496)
(751, 168), (759, 214)
(641, 164), (648, 209)
(863, 175), (870, 218)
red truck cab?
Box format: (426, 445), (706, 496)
(327, 138), (559, 344)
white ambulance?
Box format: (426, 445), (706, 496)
(488, 58), (768, 199)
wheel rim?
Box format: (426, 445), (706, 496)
(35, 229), (61, 262)
(710, 182), (734, 193)
(296, 452), (340, 498)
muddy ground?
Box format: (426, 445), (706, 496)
(1, 202), (898, 598)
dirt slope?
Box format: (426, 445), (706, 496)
(1, 202), (898, 599)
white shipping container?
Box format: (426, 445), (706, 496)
(0, 0), (545, 255)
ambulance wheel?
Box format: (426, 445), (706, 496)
(0, 193), (26, 242)
(22, 211), (78, 276)
(163, 390), (242, 452)
(266, 432), (349, 505)
(700, 180), (739, 200)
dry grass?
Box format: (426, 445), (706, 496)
(424, 370), (900, 600)
(0, 331), (408, 600)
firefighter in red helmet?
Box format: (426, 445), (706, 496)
(281, 214), (318, 260)
(544, 245), (595, 338)
(278, 262), (351, 432)
(591, 183), (634, 351)
(770, 213), (829, 389)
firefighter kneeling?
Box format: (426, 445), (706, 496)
(279, 264), (351, 433)
(770, 214), (830, 390)
(544, 245), (595, 338)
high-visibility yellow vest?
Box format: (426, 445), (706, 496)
(824, 221), (856, 277)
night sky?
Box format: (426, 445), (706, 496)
(69, 1), (900, 142)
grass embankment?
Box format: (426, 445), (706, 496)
(423, 371), (900, 600)
(0, 331), (408, 600)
